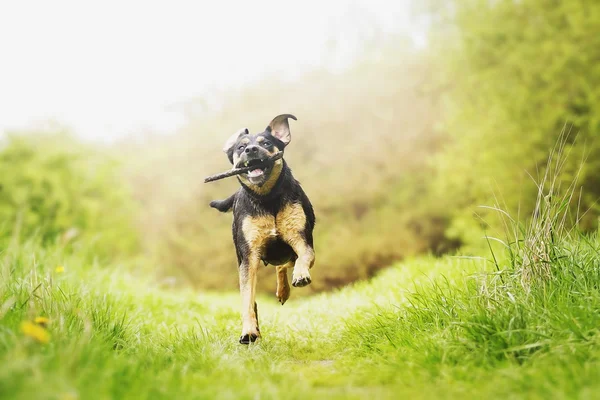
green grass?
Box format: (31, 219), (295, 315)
(1, 231), (600, 400)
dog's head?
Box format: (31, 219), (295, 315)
(222, 114), (296, 190)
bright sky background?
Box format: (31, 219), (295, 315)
(0, 0), (423, 141)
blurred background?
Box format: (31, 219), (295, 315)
(0, 0), (598, 293)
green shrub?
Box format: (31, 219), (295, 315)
(0, 131), (139, 258)
(426, 0), (600, 247)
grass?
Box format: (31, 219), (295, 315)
(1, 227), (600, 399)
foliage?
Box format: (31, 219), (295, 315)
(427, 0), (600, 246)
(118, 0), (600, 290)
(0, 131), (139, 258)
(2, 1), (599, 297)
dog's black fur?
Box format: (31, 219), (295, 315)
(210, 114), (315, 344)
(212, 163), (316, 266)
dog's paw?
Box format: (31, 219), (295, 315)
(292, 276), (312, 287)
(239, 333), (260, 345)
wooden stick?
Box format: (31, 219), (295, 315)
(204, 152), (284, 183)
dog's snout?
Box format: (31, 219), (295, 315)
(245, 145), (259, 154)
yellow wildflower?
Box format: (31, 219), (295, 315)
(20, 321), (50, 344)
(61, 392), (79, 400)
(55, 266), (65, 273)
(34, 316), (50, 327)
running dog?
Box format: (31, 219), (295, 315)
(210, 114), (316, 344)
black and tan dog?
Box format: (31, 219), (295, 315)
(210, 114), (315, 344)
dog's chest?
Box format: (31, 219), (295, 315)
(240, 203), (306, 248)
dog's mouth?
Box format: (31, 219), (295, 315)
(246, 159), (266, 178)
(238, 158), (270, 182)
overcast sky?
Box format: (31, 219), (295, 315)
(0, 0), (423, 141)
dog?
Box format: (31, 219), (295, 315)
(210, 114), (316, 344)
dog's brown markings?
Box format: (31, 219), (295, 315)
(235, 139), (282, 195)
(276, 262), (292, 305)
(238, 158), (283, 195)
(241, 202), (311, 309)
(232, 137), (252, 167)
(276, 203), (306, 241)
(240, 215), (277, 338)
(256, 136), (265, 143)
(238, 262), (260, 340)
(242, 214), (277, 248)
(277, 203), (314, 286)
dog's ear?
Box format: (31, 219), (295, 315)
(223, 128), (249, 153)
(267, 114), (296, 146)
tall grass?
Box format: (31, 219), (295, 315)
(483, 129), (591, 287)
(339, 135), (600, 397)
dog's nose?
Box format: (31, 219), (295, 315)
(245, 145), (259, 154)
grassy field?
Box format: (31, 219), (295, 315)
(1, 1), (598, 399)
(2, 229), (600, 400)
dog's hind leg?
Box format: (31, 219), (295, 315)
(238, 256), (261, 344)
(275, 262), (293, 305)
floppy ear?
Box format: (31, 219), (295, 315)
(268, 114), (296, 146)
(223, 128), (249, 153)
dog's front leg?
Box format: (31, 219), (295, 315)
(277, 203), (315, 288)
(290, 242), (314, 287)
(239, 255), (261, 344)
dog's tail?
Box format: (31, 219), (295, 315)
(209, 193), (236, 213)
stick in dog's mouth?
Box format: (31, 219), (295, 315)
(204, 152), (284, 183)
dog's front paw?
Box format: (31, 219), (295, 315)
(292, 275), (312, 287)
(239, 326), (260, 345)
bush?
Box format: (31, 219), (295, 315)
(0, 131), (139, 258)
(426, 0), (600, 247)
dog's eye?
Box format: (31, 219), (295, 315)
(262, 141), (271, 147)
(238, 145), (246, 151)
